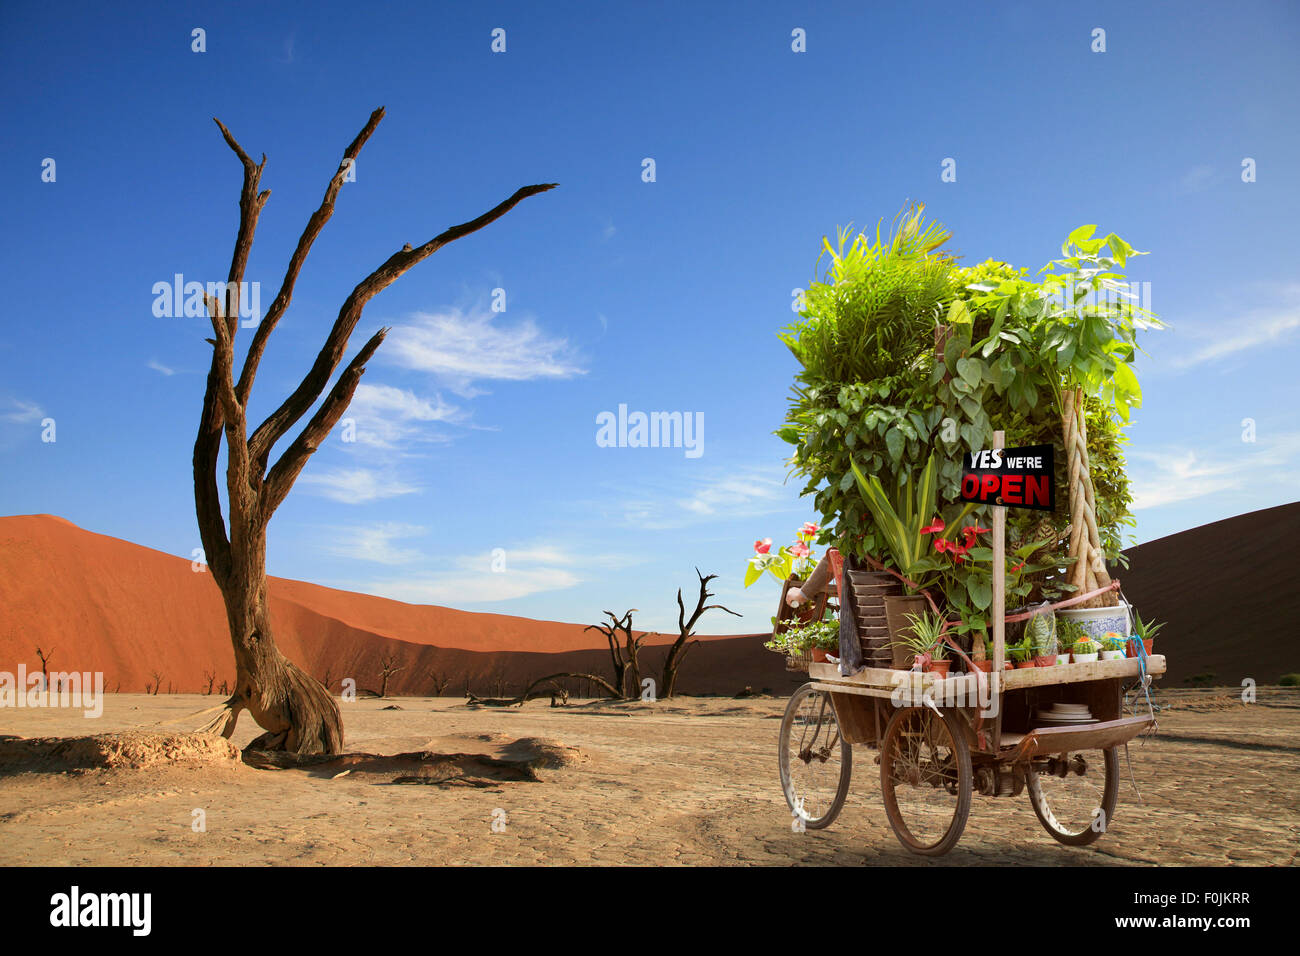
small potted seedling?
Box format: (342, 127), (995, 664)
(888, 612), (951, 677)
(1128, 610), (1164, 658)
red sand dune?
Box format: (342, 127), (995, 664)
(0, 515), (793, 697)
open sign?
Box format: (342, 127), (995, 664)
(960, 444), (1055, 512)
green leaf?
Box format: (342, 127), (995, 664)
(956, 358), (982, 389)
(885, 426), (904, 462)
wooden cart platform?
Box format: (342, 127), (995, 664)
(809, 653), (1166, 699)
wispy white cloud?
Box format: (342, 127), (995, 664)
(1175, 164), (1220, 195)
(323, 522), (427, 565)
(147, 359), (175, 376)
(344, 383), (461, 450)
(1130, 431), (1300, 510)
(0, 399), (44, 424)
(1169, 285), (1300, 369)
(620, 468), (791, 530)
(354, 541), (640, 605)
(299, 466), (420, 504)
(383, 308), (585, 397)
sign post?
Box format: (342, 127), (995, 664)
(991, 430), (1006, 749)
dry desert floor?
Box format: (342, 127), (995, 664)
(1, 689), (1296, 866)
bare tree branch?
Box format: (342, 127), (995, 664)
(247, 181), (558, 468)
(235, 107), (387, 404)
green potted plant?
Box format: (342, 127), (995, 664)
(1054, 617), (1086, 664)
(888, 611), (951, 676)
(1007, 637), (1036, 669)
(1071, 636), (1100, 664)
(767, 618), (840, 664)
(1128, 610), (1164, 658)
(1025, 608), (1058, 667)
(1098, 631), (1127, 661)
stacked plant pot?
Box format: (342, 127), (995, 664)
(842, 566), (905, 667)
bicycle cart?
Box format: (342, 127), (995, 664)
(778, 434), (1164, 856)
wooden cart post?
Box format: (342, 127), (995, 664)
(991, 428), (1006, 750)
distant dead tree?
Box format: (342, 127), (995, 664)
(190, 107), (555, 755)
(202, 669), (217, 695)
(467, 671), (620, 708)
(585, 609), (648, 698)
(426, 669), (453, 697)
(377, 654), (404, 698)
(149, 670), (164, 696)
(34, 646), (54, 691)
(219, 679), (229, 695)
(661, 570), (740, 698)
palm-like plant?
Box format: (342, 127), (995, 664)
(850, 452), (973, 592)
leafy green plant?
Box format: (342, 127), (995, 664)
(778, 211), (1161, 642)
(779, 205), (955, 386)
(1131, 609), (1165, 644)
(1055, 617), (1087, 648)
(849, 453), (972, 593)
(887, 610), (949, 665)
(765, 618), (839, 655)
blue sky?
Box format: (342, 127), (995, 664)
(2, 1), (1297, 633)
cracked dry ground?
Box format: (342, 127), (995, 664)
(0, 691), (1295, 865)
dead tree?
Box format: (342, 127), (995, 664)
(661, 570), (740, 698)
(377, 654), (404, 698)
(585, 609), (646, 698)
(34, 646), (54, 691)
(467, 671), (621, 707)
(426, 670), (452, 697)
(149, 670), (164, 696)
(191, 107), (555, 754)
(202, 669), (217, 695)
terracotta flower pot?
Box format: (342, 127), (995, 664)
(1015, 660), (1036, 669)
(811, 647), (831, 663)
(925, 660), (951, 678)
(970, 660), (994, 673)
(1126, 637), (1153, 658)
(1033, 654), (1057, 667)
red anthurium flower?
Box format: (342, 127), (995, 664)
(961, 524), (991, 542)
(920, 518), (945, 534)
(790, 543), (811, 558)
(933, 538), (952, 554)
(1011, 560), (1026, 573)
(754, 538), (772, 554)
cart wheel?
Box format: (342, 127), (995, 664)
(778, 683), (851, 830)
(1026, 746), (1119, 846)
(879, 705), (972, 856)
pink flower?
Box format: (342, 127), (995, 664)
(754, 538), (772, 555)
(921, 518), (945, 534)
(800, 522), (820, 535)
(790, 543), (811, 559)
